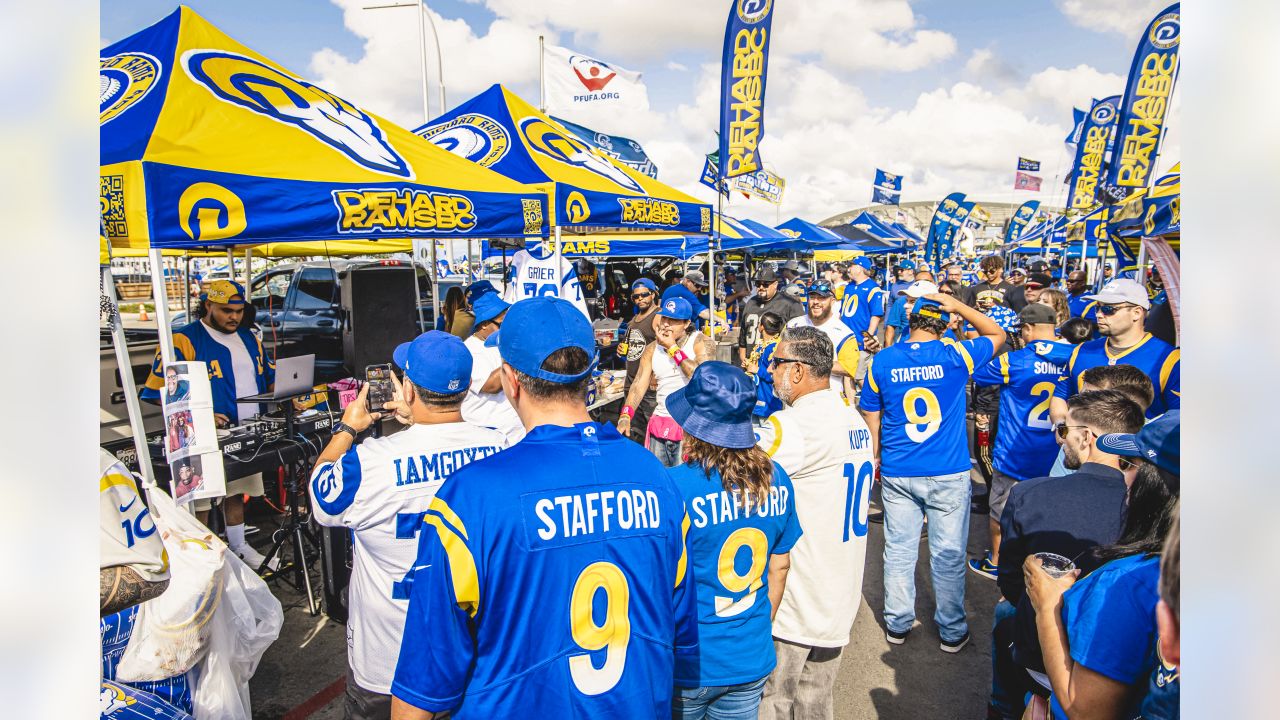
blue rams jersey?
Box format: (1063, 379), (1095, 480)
(1029, 339), (1076, 366)
(1067, 292), (1098, 320)
(973, 347), (1064, 481)
(101, 679), (194, 720)
(838, 278), (886, 349)
(1053, 333), (1180, 418)
(101, 606), (193, 715)
(392, 422), (698, 719)
(141, 320), (274, 423)
(860, 337), (996, 477)
(752, 342), (783, 418)
(669, 462), (802, 687)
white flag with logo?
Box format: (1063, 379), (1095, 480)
(544, 44), (648, 113)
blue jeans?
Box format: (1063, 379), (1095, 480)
(990, 599), (1023, 719)
(881, 472), (972, 643)
(674, 676), (768, 720)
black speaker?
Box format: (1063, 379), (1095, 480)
(340, 265), (419, 377)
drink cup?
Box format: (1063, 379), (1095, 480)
(1034, 552), (1075, 578)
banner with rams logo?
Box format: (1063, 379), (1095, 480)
(1110, 164), (1180, 241)
(1005, 200), (1041, 244)
(1065, 95), (1121, 211)
(923, 192), (965, 266)
(1105, 3), (1180, 193)
(718, 0), (776, 180)
(414, 84), (711, 235)
(100, 7), (548, 250)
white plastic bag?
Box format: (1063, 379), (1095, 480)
(116, 486), (225, 681)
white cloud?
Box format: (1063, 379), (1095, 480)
(665, 61), (688, 72)
(964, 48), (1020, 86)
(1007, 64), (1126, 119)
(778, 1), (956, 72)
(1054, 0), (1169, 36)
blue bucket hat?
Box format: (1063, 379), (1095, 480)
(1096, 409), (1180, 475)
(497, 297), (597, 383)
(657, 296), (694, 320)
(393, 330), (473, 394)
(665, 362), (757, 449)
(472, 292), (510, 327)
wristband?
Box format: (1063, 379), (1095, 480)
(666, 344), (681, 358)
(672, 350), (688, 365)
(621, 405), (635, 418)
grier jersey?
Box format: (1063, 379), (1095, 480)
(1053, 333), (1180, 418)
(392, 423), (698, 719)
(838, 278), (886, 349)
(311, 422), (506, 694)
(503, 246), (591, 319)
(669, 463), (802, 687)
(973, 347), (1064, 481)
(861, 337), (997, 477)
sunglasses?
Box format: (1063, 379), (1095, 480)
(768, 356), (815, 369)
(1096, 303), (1134, 316)
(1054, 424), (1092, 440)
(631, 292), (653, 299)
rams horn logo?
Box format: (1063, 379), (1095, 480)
(183, 50), (412, 179)
(1149, 12), (1180, 50)
(100, 53), (161, 124)
(416, 113), (510, 167)
(566, 191), (591, 224)
(1090, 101), (1116, 126)
(448, 379), (462, 391)
(179, 183), (247, 242)
(100, 681), (137, 714)
(519, 117), (643, 193)
(735, 0), (773, 24)
(665, 300), (677, 312)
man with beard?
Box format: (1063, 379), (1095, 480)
(738, 267), (804, 368)
(141, 280), (276, 570)
(618, 278), (660, 442)
(785, 282), (861, 399)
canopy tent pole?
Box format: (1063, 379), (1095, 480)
(184, 255), (193, 320)
(149, 248), (176, 364)
(428, 240), (441, 329)
(410, 239), (427, 332)
(1136, 239), (1149, 285)
(553, 225), (564, 310)
(709, 192), (722, 341)
(104, 250), (158, 489)
(243, 247), (253, 289)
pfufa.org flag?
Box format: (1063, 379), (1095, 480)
(1106, 4), (1180, 193)
(1066, 95), (1121, 211)
(718, 0), (775, 180)
(1005, 200), (1041, 244)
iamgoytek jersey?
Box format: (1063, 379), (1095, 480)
(669, 462), (801, 687)
(838, 278), (886, 349)
(860, 337), (997, 477)
(503, 245), (591, 319)
(973, 348), (1064, 481)
(311, 422), (506, 694)
(1053, 333), (1180, 418)
(392, 423), (698, 719)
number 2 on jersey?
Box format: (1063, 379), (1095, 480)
(1027, 381), (1055, 430)
(903, 387), (942, 442)
(842, 461), (873, 541)
(569, 562), (631, 695)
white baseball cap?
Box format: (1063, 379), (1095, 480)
(1084, 279), (1150, 310)
(904, 280), (939, 298)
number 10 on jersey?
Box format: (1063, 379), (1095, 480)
(843, 461), (873, 542)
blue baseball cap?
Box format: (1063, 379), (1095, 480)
(910, 297), (951, 325)
(852, 257), (875, 271)
(393, 330), (473, 394)
(497, 297), (597, 383)
(899, 259), (916, 270)
(657, 296), (694, 320)
(807, 282), (835, 297)
(1096, 409), (1180, 475)
(472, 293), (510, 327)
(631, 277), (658, 294)
(465, 280), (498, 304)
(666, 362), (757, 449)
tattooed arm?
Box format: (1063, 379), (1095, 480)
(100, 565), (169, 617)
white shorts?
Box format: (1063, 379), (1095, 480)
(193, 472), (265, 511)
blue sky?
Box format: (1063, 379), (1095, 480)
(101, 0), (1177, 223)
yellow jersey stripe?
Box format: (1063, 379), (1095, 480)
(1106, 333), (1153, 363)
(1159, 348), (1180, 392)
(954, 343), (976, 374)
(675, 513), (691, 588)
(763, 416), (784, 457)
(100, 472), (136, 493)
(429, 496), (470, 541)
(425, 513), (481, 617)
(866, 356), (879, 393)
(999, 353), (1011, 385)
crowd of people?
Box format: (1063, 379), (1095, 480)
(99, 251), (1180, 720)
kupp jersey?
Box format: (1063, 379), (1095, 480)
(669, 462), (802, 687)
(754, 389), (875, 648)
(310, 422), (506, 694)
(861, 337), (996, 477)
(392, 423), (698, 719)
(973, 347), (1064, 481)
(839, 278), (886, 349)
(1054, 333), (1180, 418)
(503, 246), (591, 319)
(786, 314), (861, 396)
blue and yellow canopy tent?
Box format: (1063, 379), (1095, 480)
(847, 211), (917, 247)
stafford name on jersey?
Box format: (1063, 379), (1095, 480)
(526, 483), (665, 548)
(393, 445), (502, 488)
(890, 364), (945, 383)
(690, 485), (791, 529)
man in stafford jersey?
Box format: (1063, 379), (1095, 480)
(753, 325), (876, 719)
(391, 297), (698, 720)
(311, 331), (505, 720)
(141, 279), (276, 570)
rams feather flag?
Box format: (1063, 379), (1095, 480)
(101, 7), (549, 251)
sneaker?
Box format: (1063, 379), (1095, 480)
(968, 552), (998, 580)
(940, 632), (971, 654)
(233, 544), (279, 572)
(885, 627), (910, 645)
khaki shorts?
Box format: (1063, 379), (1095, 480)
(193, 472), (266, 511)
(988, 469), (1019, 521)
(855, 346), (872, 382)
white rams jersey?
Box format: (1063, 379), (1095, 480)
(502, 245), (591, 319)
(786, 313), (861, 395)
(754, 388), (875, 647)
(100, 449), (168, 581)
(310, 422), (506, 693)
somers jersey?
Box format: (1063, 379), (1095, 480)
(310, 422), (506, 694)
(503, 245), (591, 319)
(973, 347), (1065, 481)
(754, 389), (875, 648)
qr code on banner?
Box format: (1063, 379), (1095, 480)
(101, 175), (128, 238)
(522, 199), (544, 235)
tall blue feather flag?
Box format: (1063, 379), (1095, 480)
(1066, 95), (1121, 211)
(1105, 3), (1180, 195)
(718, 0), (776, 180)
